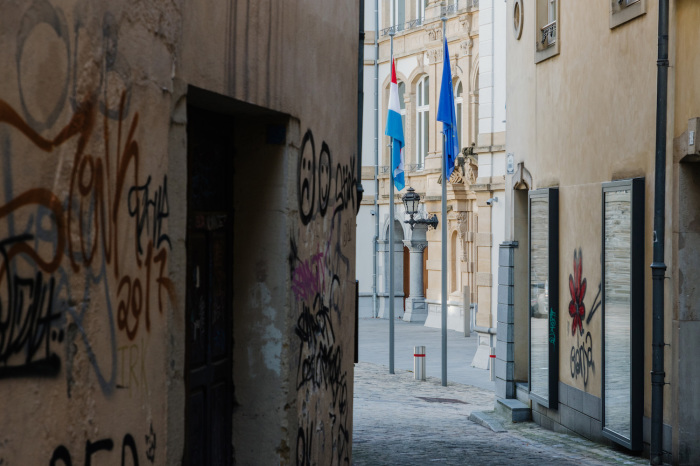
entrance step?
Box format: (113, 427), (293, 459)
(495, 398), (531, 423)
(515, 382), (530, 405)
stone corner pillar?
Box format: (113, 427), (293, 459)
(403, 226), (429, 323)
(495, 241), (518, 400)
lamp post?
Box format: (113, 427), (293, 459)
(401, 187), (435, 324)
(402, 187), (438, 230)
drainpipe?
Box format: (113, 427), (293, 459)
(373, 0), (380, 318)
(357, 0), (365, 213)
(650, 1), (669, 464)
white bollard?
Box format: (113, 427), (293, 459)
(414, 346), (426, 381)
(490, 347), (496, 381)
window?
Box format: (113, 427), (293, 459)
(398, 81), (406, 127)
(602, 178), (644, 451)
(610, 0), (646, 29)
(529, 188), (559, 409)
(416, 0), (427, 22)
(416, 76), (429, 168)
(391, 0), (406, 31)
(535, 0), (559, 63)
(451, 231), (458, 292)
(455, 81), (463, 150)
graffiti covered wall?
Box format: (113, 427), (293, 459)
(0, 0), (182, 463)
(558, 184), (602, 396)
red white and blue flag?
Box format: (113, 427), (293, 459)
(385, 59), (405, 191)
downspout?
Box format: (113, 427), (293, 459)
(373, 0), (380, 318)
(650, 1), (669, 464)
(357, 0), (365, 213)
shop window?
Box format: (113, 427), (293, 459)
(529, 187), (559, 409)
(610, 0), (646, 29)
(601, 178), (644, 451)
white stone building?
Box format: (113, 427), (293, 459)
(357, 0), (507, 361)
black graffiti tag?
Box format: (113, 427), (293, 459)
(296, 129), (356, 225)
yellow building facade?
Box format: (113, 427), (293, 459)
(501, 1), (700, 462)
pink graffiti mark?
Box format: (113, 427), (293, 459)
(568, 248), (586, 336)
(292, 251), (325, 301)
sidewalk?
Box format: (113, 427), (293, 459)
(352, 362), (649, 465)
(358, 317), (495, 391)
(354, 318), (649, 465)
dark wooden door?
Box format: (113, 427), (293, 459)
(185, 106), (234, 465)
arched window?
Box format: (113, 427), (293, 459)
(386, 80), (406, 167)
(398, 81), (406, 127)
(451, 231), (458, 292)
(416, 75), (429, 167)
(455, 80), (463, 150)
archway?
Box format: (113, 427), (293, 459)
(379, 219), (405, 318)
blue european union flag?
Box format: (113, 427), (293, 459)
(437, 37), (459, 181)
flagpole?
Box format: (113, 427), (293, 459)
(441, 15), (448, 388)
(389, 28), (395, 375)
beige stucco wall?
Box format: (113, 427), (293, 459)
(0, 0), (359, 464)
(506, 0), (673, 430)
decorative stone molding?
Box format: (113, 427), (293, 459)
(403, 240), (428, 253)
(457, 213), (470, 262)
(427, 24), (442, 42)
(448, 168), (465, 184)
(459, 15), (471, 34)
(465, 158), (478, 185)
(426, 48), (442, 64)
(460, 40), (473, 56)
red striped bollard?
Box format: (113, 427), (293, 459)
(414, 346), (426, 381)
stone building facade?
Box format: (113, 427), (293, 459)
(357, 0), (507, 362)
(0, 0), (360, 464)
(500, 1), (700, 463)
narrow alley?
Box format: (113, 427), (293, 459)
(353, 319), (648, 465)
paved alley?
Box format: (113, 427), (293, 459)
(353, 318), (649, 465)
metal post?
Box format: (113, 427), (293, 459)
(373, 0), (380, 319)
(463, 285), (470, 337)
(389, 30), (395, 375)
(357, 0), (365, 211)
(414, 346), (426, 381)
(441, 16), (448, 388)
(650, 1), (669, 463)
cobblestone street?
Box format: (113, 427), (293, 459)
(353, 318), (650, 465)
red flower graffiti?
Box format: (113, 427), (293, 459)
(568, 248), (587, 336)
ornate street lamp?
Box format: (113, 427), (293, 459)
(402, 187), (438, 230)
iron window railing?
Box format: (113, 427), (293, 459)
(380, 0), (479, 36)
(540, 20), (556, 48)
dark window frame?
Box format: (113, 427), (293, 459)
(528, 187), (559, 409)
(601, 178), (645, 451)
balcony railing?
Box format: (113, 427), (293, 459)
(381, 17), (424, 36)
(540, 20), (556, 48)
(380, 0), (479, 36)
(379, 163), (424, 175)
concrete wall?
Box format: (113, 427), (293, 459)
(0, 1), (182, 463)
(0, 0), (359, 464)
